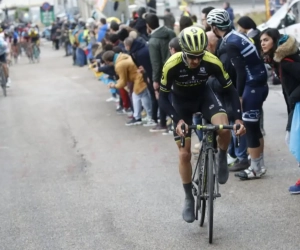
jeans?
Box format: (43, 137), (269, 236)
(72, 46), (76, 64)
(132, 89), (152, 120)
(193, 113), (203, 141)
(148, 81), (158, 122)
(76, 48), (87, 67)
(228, 121), (248, 161)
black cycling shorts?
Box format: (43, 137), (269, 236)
(13, 38), (18, 45)
(173, 86), (227, 141)
(242, 84), (269, 123)
(0, 54), (6, 63)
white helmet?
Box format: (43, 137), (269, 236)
(206, 9), (231, 30)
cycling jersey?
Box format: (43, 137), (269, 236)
(222, 30), (268, 96)
(0, 38), (7, 56)
(159, 51), (242, 124)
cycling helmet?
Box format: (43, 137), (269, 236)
(178, 26), (208, 55)
(206, 9), (231, 30)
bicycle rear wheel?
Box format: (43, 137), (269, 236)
(207, 149), (214, 244)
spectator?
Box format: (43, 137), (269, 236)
(103, 51), (153, 126)
(158, 8), (175, 30)
(62, 22), (71, 56)
(223, 2), (235, 27)
(168, 37), (181, 55)
(113, 46), (123, 53)
(97, 59), (119, 103)
(145, 13), (176, 132)
(97, 18), (108, 42)
(96, 43), (131, 113)
(51, 21), (61, 50)
(70, 21), (78, 65)
(124, 37), (156, 126)
(129, 30), (138, 39)
(190, 15), (205, 29)
(108, 33), (125, 51)
(124, 37), (152, 82)
(86, 30), (97, 63)
(191, 15), (197, 24)
(261, 30), (300, 193)
(129, 11), (139, 27)
(237, 16), (261, 52)
(133, 7), (148, 40)
(109, 21), (119, 34)
(118, 28), (129, 42)
(180, 6), (191, 17)
(76, 23), (88, 67)
(179, 16), (193, 32)
(201, 6), (215, 31)
(163, 37), (182, 136)
(147, 0), (157, 14)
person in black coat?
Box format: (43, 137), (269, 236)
(261, 28), (300, 193)
(124, 36), (156, 123)
(261, 29), (300, 132)
(133, 7), (149, 40)
(124, 37), (152, 82)
(237, 16), (261, 53)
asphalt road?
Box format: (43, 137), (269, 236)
(0, 42), (300, 250)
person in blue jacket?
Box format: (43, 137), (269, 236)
(97, 18), (108, 43)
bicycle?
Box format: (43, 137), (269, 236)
(32, 43), (40, 63)
(0, 62), (7, 96)
(11, 43), (19, 64)
(180, 119), (240, 244)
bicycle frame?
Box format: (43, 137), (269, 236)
(192, 119), (220, 198)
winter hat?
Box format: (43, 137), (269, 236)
(237, 16), (256, 30)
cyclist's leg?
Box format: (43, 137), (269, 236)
(0, 54), (9, 87)
(173, 97), (199, 223)
(237, 84), (269, 179)
(200, 86), (231, 185)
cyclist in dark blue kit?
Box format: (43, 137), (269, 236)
(207, 9), (269, 180)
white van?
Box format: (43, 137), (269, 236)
(257, 0), (300, 43)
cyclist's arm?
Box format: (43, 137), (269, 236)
(226, 43), (247, 97)
(159, 66), (181, 124)
(210, 58), (242, 121)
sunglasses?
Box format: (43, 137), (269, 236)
(184, 52), (204, 60)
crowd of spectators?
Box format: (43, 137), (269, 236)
(53, 4), (300, 193)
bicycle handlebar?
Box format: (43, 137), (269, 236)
(180, 124), (241, 148)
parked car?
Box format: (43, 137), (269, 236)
(257, 0), (300, 43)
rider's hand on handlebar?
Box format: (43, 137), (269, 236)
(176, 120), (188, 137)
(234, 119), (246, 136)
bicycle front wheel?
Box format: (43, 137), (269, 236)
(207, 148), (214, 244)
(199, 149), (207, 227)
